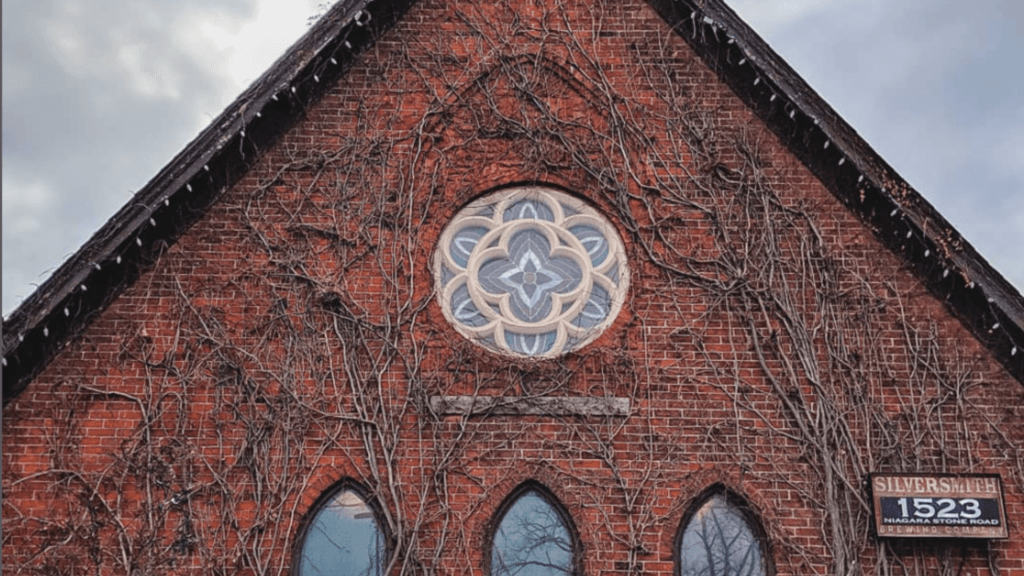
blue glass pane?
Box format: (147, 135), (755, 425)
(572, 285), (611, 330)
(478, 229), (582, 323)
(568, 225), (609, 266)
(300, 488), (385, 576)
(451, 284), (488, 328)
(504, 330), (557, 356)
(440, 264), (455, 286)
(492, 491), (573, 576)
(450, 226), (489, 268)
(679, 495), (764, 576)
(504, 200), (555, 222)
(605, 263), (619, 286)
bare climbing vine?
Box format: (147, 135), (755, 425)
(3, 1), (1022, 575)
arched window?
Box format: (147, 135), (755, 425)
(295, 482), (387, 576)
(678, 491), (767, 576)
(489, 484), (579, 576)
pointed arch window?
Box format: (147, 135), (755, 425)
(295, 482), (388, 576)
(489, 485), (579, 576)
(678, 492), (767, 576)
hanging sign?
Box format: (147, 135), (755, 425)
(871, 473), (1008, 538)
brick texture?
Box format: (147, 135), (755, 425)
(4, 1), (1022, 575)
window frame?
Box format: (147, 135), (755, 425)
(674, 486), (772, 576)
(433, 185), (630, 358)
(486, 481), (583, 576)
(292, 478), (392, 576)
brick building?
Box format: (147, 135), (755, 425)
(3, 0), (1023, 574)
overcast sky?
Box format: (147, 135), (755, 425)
(3, 0), (1022, 315)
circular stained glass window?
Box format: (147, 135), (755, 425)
(434, 186), (629, 357)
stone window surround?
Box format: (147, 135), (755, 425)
(434, 186), (629, 358)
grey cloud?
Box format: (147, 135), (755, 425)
(3, 0), (1022, 314)
(3, 0), (261, 312)
(732, 0), (1024, 290)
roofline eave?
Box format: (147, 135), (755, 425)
(4, 0), (1022, 405)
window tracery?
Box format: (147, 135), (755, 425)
(435, 186), (629, 357)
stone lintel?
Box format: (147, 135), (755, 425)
(428, 395), (630, 417)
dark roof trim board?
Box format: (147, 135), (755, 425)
(1, 0), (411, 401)
(649, 0), (1024, 379)
(3, 0), (1022, 403)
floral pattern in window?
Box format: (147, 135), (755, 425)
(435, 187), (628, 357)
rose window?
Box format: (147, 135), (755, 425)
(434, 187), (629, 357)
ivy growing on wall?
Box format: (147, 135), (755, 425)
(3, 1), (1021, 575)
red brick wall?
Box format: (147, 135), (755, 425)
(4, 0), (1023, 574)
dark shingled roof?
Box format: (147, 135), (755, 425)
(4, 0), (1023, 403)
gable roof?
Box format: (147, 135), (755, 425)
(4, 0), (1023, 403)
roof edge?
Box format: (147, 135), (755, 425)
(3, 0), (1022, 404)
(646, 0), (1023, 381)
(2, 0), (419, 402)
